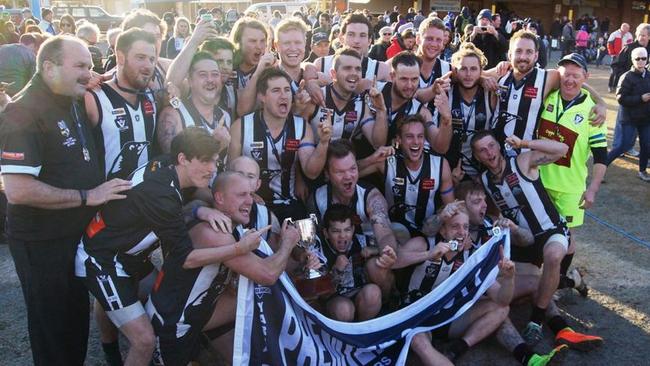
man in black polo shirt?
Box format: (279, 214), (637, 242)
(0, 35), (132, 366)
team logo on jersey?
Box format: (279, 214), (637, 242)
(285, 139), (300, 151)
(574, 114), (584, 125)
(254, 286), (271, 299)
(524, 86), (538, 99)
(111, 108), (127, 116)
(142, 100), (155, 116)
(424, 261), (440, 277)
(57, 121), (70, 137)
(251, 149), (263, 161)
(546, 104), (554, 112)
(114, 115), (129, 131)
(421, 178), (436, 191)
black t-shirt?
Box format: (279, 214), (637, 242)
(0, 75), (103, 241)
(81, 161), (193, 268)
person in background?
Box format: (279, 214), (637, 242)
(575, 25), (589, 59)
(469, 9), (507, 68)
(526, 22), (548, 68)
(269, 10), (283, 29)
(305, 30), (330, 62)
(608, 47), (650, 182)
(369, 26), (392, 61)
(561, 19), (574, 56)
(596, 36), (607, 67)
(607, 23), (633, 92)
(1, 20), (19, 44)
(386, 24), (416, 59)
(161, 12), (175, 58)
(19, 8), (37, 34)
(58, 14), (76, 35)
(0, 33), (44, 96)
(166, 16), (191, 59)
(38, 8), (55, 35)
(76, 22), (104, 74)
(103, 28), (121, 72)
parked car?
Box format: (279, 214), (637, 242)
(244, 2), (317, 22)
(52, 5), (122, 32)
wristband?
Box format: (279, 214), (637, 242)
(192, 206), (200, 219)
(521, 140), (529, 149)
(78, 190), (87, 207)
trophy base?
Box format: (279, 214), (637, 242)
(293, 272), (336, 301)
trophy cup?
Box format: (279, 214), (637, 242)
(288, 214), (324, 279)
(288, 214), (335, 300)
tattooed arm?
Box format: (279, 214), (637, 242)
(157, 106), (183, 154)
(505, 135), (568, 179)
(366, 188), (398, 251)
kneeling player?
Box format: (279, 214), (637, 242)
(147, 171), (300, 365)
(321, 204), (396, 321)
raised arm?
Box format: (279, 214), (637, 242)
(166, 20), (219, 88)
(507, 135), (568, 177)
(298, 117), (329, 179)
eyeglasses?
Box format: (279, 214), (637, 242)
(634, 57), (647, 61)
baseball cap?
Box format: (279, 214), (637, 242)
(312, 31), (329, 44)
(397, 22), (414, 35)
(478, 9), (492, 20)
(558, 53), (588, 72)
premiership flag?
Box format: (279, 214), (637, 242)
(234, 230), (510, 365)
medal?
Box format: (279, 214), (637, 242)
(82, 147), (90, 162)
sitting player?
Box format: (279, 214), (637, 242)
(394, 203), (514, 365)
(320, 204), (396, 321)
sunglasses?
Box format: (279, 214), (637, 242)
(634, 57), (647, 61)
(382, 33), (391, 36)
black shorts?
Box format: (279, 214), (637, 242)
(511, 225), (570, 267)
(77, 248), (154, 313)
(154, 328), (201, 366)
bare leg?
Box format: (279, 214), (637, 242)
(354, 284), (382, 321)
(535, 241), (566, 309)
(449, 299), (509, 347)
(326, 296), (355, 322)
(495, 318), (527, 352)
(410, 332), (453, 366)
(119, 314), (155, 366)
(365, 259), (394, 300)
(96, 301), (119, 343)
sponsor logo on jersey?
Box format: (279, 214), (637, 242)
(524, 86), (538, 99)
(255, 286), (271, 299)
(111, 108), (127, 116)
(344, 111), (358, 122)
(393, 177), (405, 185)
(250, 141), (264, 149)
(1, 151), (24, 161)
(285, 139), (300, 151)
(143, 100), (155, 116)
(505, 173), (520, 188)
(421, 178), (436, 190)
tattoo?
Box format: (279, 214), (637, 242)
(533, 154), (554, 166)
(158, 108), (179, 154)
(368, 191), (391, 229)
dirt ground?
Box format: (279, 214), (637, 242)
(0, 57), (649, 365)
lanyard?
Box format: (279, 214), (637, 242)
(260, 113), (287, 165)
(71, 101), (91, 162)
(555, 92), (582, 125)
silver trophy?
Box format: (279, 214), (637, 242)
(287, 214), (324, 279)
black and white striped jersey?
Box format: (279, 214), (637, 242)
(480, 156), (562, 236)
(89, 84), (156, 180)
(240, 111), (307, 204)
(492, 68), (547, 146)
(309, 85), (368, 143)
(384, 151), (443, 232)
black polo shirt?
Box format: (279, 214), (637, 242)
(0, 74), (103, 241)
